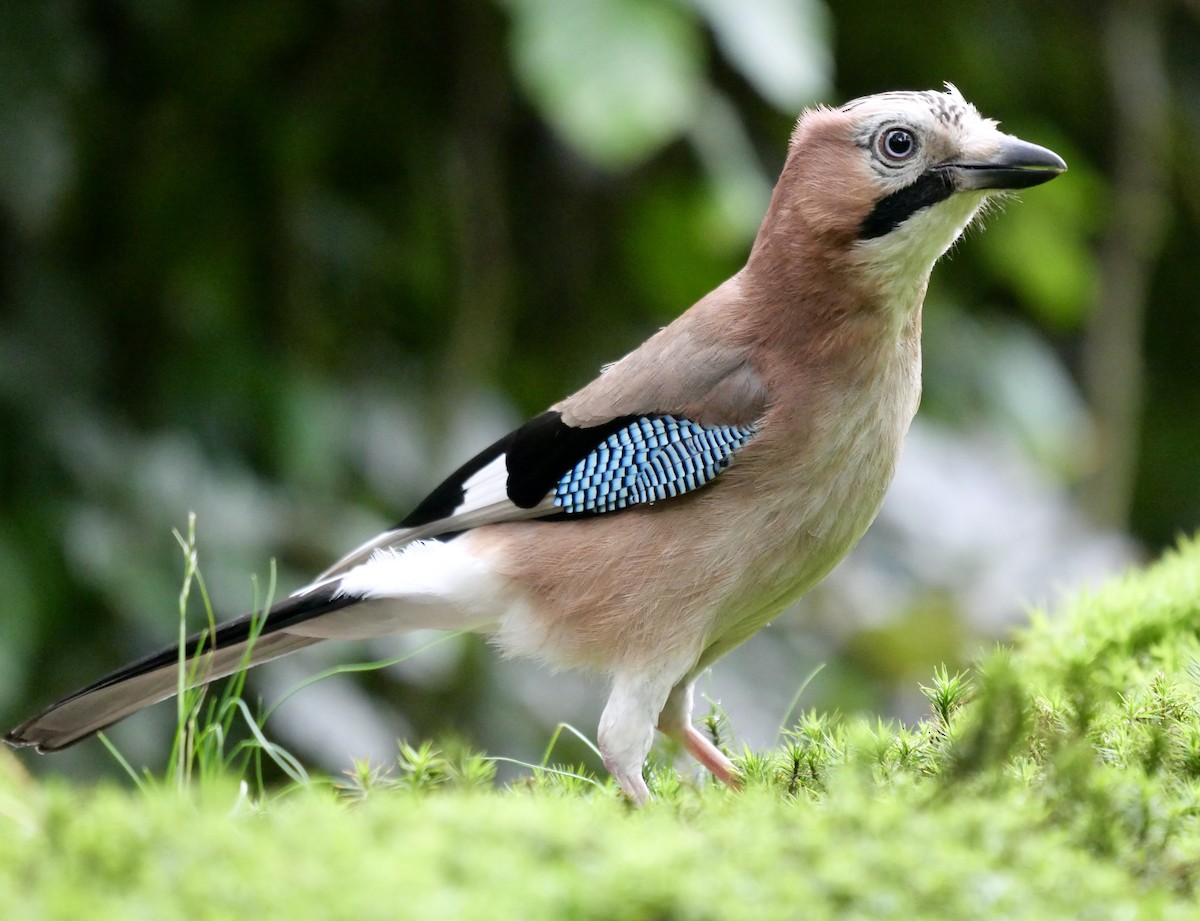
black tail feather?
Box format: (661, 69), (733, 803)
(5, 582), (360, 753)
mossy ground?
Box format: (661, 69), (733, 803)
(7, 537), (1200, 919)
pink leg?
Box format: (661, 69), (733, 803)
(682, 724), (742, 789)
(658, 681), (743, 789)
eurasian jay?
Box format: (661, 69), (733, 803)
(7, 86), (1065, 803)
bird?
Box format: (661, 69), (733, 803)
(7, 86), (1065, 804)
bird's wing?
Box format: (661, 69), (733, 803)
(318, 290), (769, 581)
(318, 410), (760, 579)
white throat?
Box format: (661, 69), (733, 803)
(853, 191), (988, 317)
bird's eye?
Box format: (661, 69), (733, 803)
(877, 127), (918, 163)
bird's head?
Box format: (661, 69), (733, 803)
(749, 85), (1066, 311)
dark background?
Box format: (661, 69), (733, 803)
(1, 0), (1193, 779)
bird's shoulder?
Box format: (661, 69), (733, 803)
(556, 280), (770, 428)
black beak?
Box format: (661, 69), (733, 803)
(942, 137), (1067, 191)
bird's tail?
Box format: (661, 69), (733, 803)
(5, 582), (357, 753)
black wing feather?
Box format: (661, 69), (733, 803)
(399, 411), (639, 526)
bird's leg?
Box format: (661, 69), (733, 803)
(598, 667), (686, 805)
(658, 681), (743, 790)
(681, 726), (741, 788)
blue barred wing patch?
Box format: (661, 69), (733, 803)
(553, 416), (757, 515)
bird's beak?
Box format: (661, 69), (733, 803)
(941, 136), (1067, 191)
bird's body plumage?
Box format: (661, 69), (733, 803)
(7, 86), (1065, 803)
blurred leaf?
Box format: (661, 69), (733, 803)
(620, 177), (733, 319)
(923, 309), (1091, 476)
(503, 0), (706, 169)
(685, 0), (832, 110)
(686, 89), (774, 245)
(846, 601), (966, 685)
(0, 98), (75, 234)
(0, 3), (90, 234)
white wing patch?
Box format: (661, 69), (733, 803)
(315, 454), (555, 582)
(456, 454), (557, 525)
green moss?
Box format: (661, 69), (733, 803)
(0, 782), (1185, 921)
(9, 537), (1200, 919)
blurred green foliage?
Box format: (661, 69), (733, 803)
(2, 0), (1199, 777)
